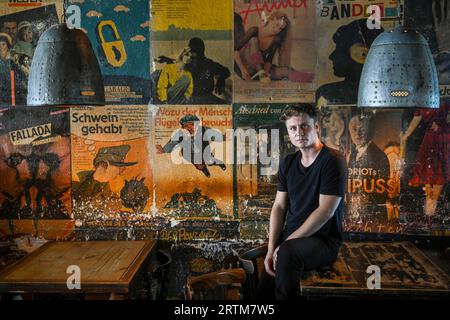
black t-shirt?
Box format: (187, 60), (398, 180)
(277, 145), (347, 245)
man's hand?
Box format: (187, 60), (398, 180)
(272, 246), (280, 272)
(264, 246), (279, 277)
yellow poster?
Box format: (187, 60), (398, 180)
(150, 0), (233, 105)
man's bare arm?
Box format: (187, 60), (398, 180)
(285, 194), (342, 241)
(264, 191), (288, 276)
(268, 191), (288, 251)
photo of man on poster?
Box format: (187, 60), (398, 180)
(156, 115), (227, 178)
(346, 114), (391, 225)
(72, 145), (138, 213)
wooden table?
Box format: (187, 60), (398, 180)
(300, 241), (450, 298)
(0, 240), (155, 300)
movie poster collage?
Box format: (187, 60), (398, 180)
(0, 0), (448, 241)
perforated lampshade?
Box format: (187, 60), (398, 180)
(358, 26), (439, 109)
(27, 23), (105, 106)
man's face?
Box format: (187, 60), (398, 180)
(182, 121), (196, 135)
(2, 21), (17, 39)
(349, 117), (370, 147)
(94, 162), (122, 183)
(285, 114), (320, 149)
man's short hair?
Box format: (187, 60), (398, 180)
(180, 114), (200, 126)
(280, 104), (319, 123)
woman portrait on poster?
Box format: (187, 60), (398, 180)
(12, 21), (35, 59)
(234, 11), (313, 83)
(0, 32), (12, 62)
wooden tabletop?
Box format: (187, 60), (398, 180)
(0, 240), (156, 294)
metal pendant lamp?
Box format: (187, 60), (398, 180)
(27, 21), (105, 106)
(358, 25), (439, 109)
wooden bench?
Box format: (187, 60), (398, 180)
(231, 241), (450, 300)
(300, 241), (450, 299)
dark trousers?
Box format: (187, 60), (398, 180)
(255, 236), (339, 300)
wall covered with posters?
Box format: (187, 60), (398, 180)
(0, 0), (448, 296)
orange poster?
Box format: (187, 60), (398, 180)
(71, 105), (153, 229)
